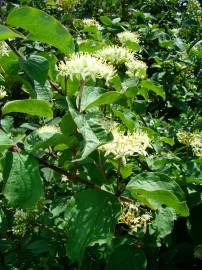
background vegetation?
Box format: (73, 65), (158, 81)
(0, 0), (201, 269)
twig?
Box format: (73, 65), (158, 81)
(115, 158), (122, 196)
(48, 79), (64, 95)
(64, 75), (68, 95)
(38, 158), (101, 190)
(78, 79), (85, 112)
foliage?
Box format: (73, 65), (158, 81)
(0, 0), (201, 269)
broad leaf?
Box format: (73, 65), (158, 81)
(106, 245), (147, 270)
(149, 206), (176, 245)
(0, 51), (19, 75)
(127, 172), (189, 216)
(3, 152), (43, 208)
(0, 25), (23, 41)
(34, 81), (53, 101)
(67, 98), (100, 160)
(2, 99), (53, 118)
(25, 128), (74, 153)
(0, 131), (13, 152)
(65, 189), (121, 261)
(20, 55), (49, 86)
(80, 86), (122, 111)
(125, 41), (140, 52)
(7, 7), (74, 54)
(100, 16), (112, 26)
(140, 80), (165, 100)
(113, 109), (135, 132)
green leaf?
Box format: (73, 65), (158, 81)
(67, 98), (100, 160)
(26, 240), (49, 255)
(65, 189), (121, 261)
(60, 113), (77, 135)
(80, 86), (122, 111)
(2, 99), (53, 118)
(0, 131), (13, 152)
(34, 81), (53, 101)
(7, 7), (74, 54)
(20, 55), (49, 86)
(100, 16), (112, 26)
(160, 136), (175, 146)
(0, 25), (23, 41)
(149, 207), (176, 244)
(159, 39), (174, 48)
(120, 163), (133, 179)
(113, 109), (135, 132)
(25, 129), (73, 153)
(106, 245), (147, 270)
(79, 40), (103, 53)
(3, 152), (43, 208)
(127, 172), (189, 216)
(0, 51), (19, 75)
(121, 78), (139, 97)
(140, 80), (165, 100)
(125, 41), (140, 52)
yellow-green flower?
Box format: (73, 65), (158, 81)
(190, 133), (202, 157)
(177, 129), (202, 157)
(37, 125), (60, 135)
(100, 127), (151, 165)
(117, 31), (139, 45)
(0, 42), (9, 56)
(119, 201), (152, 233)
(0, 85), (7, 100)
(95, 45), (134, 65)
(82, 18), (101, 29)
(177, 129), (193, 145)
(125, 59), (147, 79)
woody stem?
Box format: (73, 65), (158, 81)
(78, 79), (85, 112)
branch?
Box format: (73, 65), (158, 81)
(38, 158), (101, 190)
(38, 158), (134, 204)
(5, 40), (26, 60)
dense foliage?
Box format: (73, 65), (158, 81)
(0, 0), (201, 269)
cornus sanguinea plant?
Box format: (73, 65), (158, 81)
(0, 2), (201, 269)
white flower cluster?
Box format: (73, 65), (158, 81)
(125, 59), (147, 79)
(194, 245), (202, 260)
(57, 0), (80, 9)
(0, 41), (9, 56)
(101, 127), (151, 165)
(82, 18), (101, 29)
(190, 134), (202, 157)
(119, 202), (152, 233)
(95, 45), (134, 65)
(0, 85), (7, 100)
(126, 59), (147, 79)
(187, 0), (201, 13)
(177, 129), (193, 145)
(95, 46), (147, 79)
(37, 125), (60, 135)
(58, 53), (115, 83)
(177, 129), (202, 157)
(117, 31), (139, 45)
